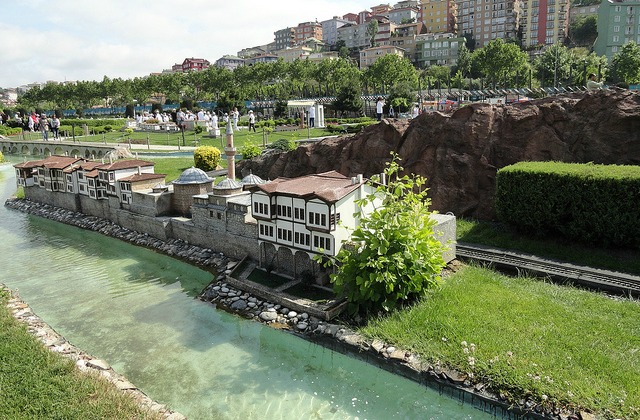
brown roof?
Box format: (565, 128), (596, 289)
(14, 159), (47, 169)
(254, 171), (365, 203)
(119, 173), (166, 183)
(98, 159), (155, 171)
(63, 160), (103, 174)
(43, 155), (84, 170)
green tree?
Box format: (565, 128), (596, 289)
(332, 83), (363, 117)
(533, 43), (573, 87)
(609, 41), (640, 86)
(366, 19), (379, 47)
(570, 15), (598, 47)
(363, 54), (417, 94)
(323, 154), (448, 315)
(386, 81), (414, 113)
(472, 38), (530, 88)
(193, 146), (221, 171)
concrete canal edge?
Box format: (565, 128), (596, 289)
(4, 197), (591, 420)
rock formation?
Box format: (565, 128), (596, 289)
(238, 89), (640, 220)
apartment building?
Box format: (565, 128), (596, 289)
(455, 0), (521, 48)
(594, 0), (640, 59)
(420, 0), (458, 33)
(520, 0), (570, 47)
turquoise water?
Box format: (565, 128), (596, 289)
(0, 160), (492, 419)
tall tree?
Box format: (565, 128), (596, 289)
(366, 19), (379, 47)
(609, 41), (640, 85)
(472, 38), (530, 88)
(570, 15), (598, 47)
(363, 54), (417, 94)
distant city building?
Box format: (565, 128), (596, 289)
(342, 12), (360, 23)
(455, 0), (521, 48)
(246, 54), (279, 66)
(321, 16), (352, 47)
(360, 45), (406, 68)
(415, 32), (464, 66)
(389, 1), (421, 24)
(391, 21), (428, 63)
(373, 17), (397, 46)
(237, 44), (273, 59)
(337, 22), (372, 49)
(215, 55), (245, 70)
(295, 21), (323, 45)
(521, 0), (570, 47)
(274, 27), (296, 51)
(420, 0), (457, 34)
(569, 2), (600, 22)
(594, 0), (640, 59)
(372, 3), (393, 16)
(275, 46), (314, 62)
(180, 58), (210, 72)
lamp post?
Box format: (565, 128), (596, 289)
(553, 45), (559, 89)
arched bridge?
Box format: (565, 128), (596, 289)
(0, 138), (118, 159)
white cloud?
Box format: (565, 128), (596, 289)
(0, 0), (373, 88)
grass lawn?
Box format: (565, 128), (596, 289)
(358, 264), (640, 419)
(77, 125), (335, 151)
(0, 289), (163, 419)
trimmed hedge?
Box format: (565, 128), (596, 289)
(194, 146), (221, 171)
(496, 161), (640, 248)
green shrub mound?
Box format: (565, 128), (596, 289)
(496, 161), (640, 248)
(267, 138), (297, 152)
(193, 146), (221, 171)
(240, 144), (262, 160)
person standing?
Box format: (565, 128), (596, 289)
(586, 73), (604, 91)
(248, 110), (256, 132)
(50, 114), (61, 140)
(308, 105), (315, 128)
(376, 97), (385, 121)
(232, 107), (239, 130)
(411, 103), (420, 119)
(39, 114), (50, 141)
(389, 105), (395, 118)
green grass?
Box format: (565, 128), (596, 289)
(457, 218), (640, 275)
(150, 157), (194, 183)
(359, 265), (640, 419)
(0, 289), (163, 419)
(75, 125), (335, 151)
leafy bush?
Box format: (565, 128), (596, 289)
(0, 125), (22, 136)
(267, 138), (297, 152)
(240, 144), (262, 160)
(321, 153), (448, 315)
(0, 151), (4, 163)
(194, 125), (204, 135)
(194, 146), (221, 171)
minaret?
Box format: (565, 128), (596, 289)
(225, 117), (236, 180)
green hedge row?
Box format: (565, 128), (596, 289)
(496, 161), (640, 248)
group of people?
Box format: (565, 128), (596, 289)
(24, 111), (61, 141)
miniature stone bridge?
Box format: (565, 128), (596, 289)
(0, 138), (118, 160)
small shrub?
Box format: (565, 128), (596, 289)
(268, 138), (297, 152)
(0, 151), (4, 163)
(194, 125), (204, 135)
(240, 144), (262, 160)
(194, 146), (221, 171)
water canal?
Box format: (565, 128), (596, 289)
(0, 159), (492, 419)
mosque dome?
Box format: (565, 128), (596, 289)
(241, 172), (266, 186)
(173, 167), (213, 184)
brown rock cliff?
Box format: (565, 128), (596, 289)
(238, 89), (640, 220)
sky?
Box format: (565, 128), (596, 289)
(0, 0), (376, 89)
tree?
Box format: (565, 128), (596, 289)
(608, 41), (640, 86)
(386, 81), (414, 113)
(322, 154), (448, 315)
(472, 38), (531, 88)
(363, 54), (417, 94)
(570, 15), (598, 47)
(366, 19), (379, 47)
(533, 43), (573, 87)
(332, 84), (363, 117)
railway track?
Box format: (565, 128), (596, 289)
(456, 242), (640, 297)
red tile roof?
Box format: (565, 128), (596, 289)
(119, 173), (166, 182)
(254, 171), (365, 203)
(98, 159), (155, 171)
